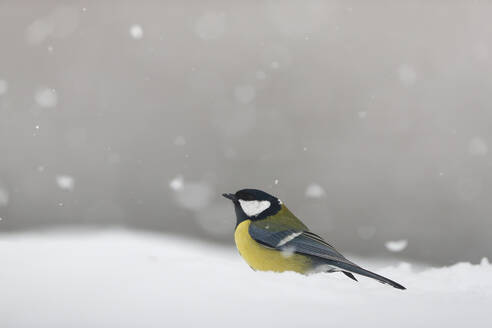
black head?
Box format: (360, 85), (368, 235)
(222, 189), (282, 226)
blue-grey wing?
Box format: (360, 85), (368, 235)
(248, 222), (354, 265)
(248, 222), (406, 289)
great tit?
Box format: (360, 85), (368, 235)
(223, 188), (406, 290)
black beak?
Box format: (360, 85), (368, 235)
(222, 193), (236, 201)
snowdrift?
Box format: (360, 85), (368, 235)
(1, 231), (490, 327)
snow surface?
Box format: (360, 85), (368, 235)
(0, 231), (490, 328)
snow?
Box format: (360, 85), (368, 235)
(25, 5), (80, 45)
(0, 79), (8, 95)
(26, 19), (53, 45)
(169, 175), (184, 191)
(0, 230), (490, 328)
(129, 24), (143, 39)
(56, 175), (75, 191)
(305, 183), (325, 198)
(280, 245), (296, 258)
(385, 239), (408, 252)
(176, 182), (214, 211)
(35, 87), (58, 108)
(170, 178), (214, 211)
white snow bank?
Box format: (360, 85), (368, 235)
(0, 231), (490, 328)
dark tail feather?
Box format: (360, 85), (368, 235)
(335, 262), (406, 290)
(342, 271), (358, 281)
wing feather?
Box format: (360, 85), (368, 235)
(248, 223), (355, 265)
(248, 220), (406, 290)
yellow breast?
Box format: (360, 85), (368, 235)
(234, 220), (312, 273)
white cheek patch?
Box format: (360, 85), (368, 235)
(238, 200), (271, 217)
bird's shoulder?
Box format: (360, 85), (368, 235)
(249, 206), (351, 262)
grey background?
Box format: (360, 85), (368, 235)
(1, 1), (491, 265)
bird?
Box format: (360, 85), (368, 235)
(223, 188), (406, 290)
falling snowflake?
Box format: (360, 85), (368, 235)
(35, 87), (58, 108)
(174, 181), (213, 211)
(305, 183), (325, 198)
(169, 175), (184, 191)
(385, 239), (408, 252)
(281, 246), (296, 258)
(129, 24), (143, 39)
(56, 175), (75, 191)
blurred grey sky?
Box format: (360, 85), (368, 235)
(1, 1), (491, 265)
